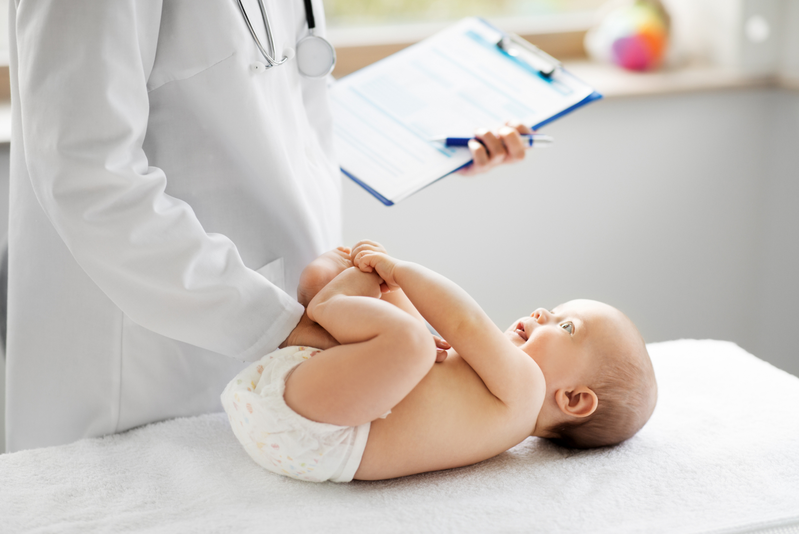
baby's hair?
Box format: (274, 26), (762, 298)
(547, 336), (657, 449)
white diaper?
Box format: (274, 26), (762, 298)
(221, 346), (370, 483)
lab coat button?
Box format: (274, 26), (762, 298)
(251, 62), (267, 74)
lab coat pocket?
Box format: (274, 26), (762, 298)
(146, 1), (239, 92)
(256, 257), (285, 292)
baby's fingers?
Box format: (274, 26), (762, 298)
(353, 239), (384, 251)
(354, 251), (375, 272)
(351, 240), (386, 266)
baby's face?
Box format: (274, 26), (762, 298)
(504, 299), (628, 387)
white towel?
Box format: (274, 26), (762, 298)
(2, 339), (798, 533)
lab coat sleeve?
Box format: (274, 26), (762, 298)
(14, 0), (304, 360)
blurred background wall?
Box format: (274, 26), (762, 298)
(335, 0), (799, 377)
(342, 87), (799, 377)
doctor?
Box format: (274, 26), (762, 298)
(6, 0), (531, 452)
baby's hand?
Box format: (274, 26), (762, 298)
(458, 120), (534, 176)
(354, 251), (400, 291)
(350, 239), (387, 267)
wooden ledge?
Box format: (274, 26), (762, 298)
(332, 30), (587, 78)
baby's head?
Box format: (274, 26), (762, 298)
(505, 299), (657, 449)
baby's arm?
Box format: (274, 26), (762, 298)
(355, 252), (538, 407)
(350, 241), (451, 360)
(347, 241), (422, 321)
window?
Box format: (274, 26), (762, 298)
(324, 0), (603, 77)
(324, 0), (606, 27)
(0, 0), (8, 67)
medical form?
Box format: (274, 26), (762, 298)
(330, 17), (601, 205)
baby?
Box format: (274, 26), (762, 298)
(222, 241), (657, 482)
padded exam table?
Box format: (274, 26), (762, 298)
(2, 339), (798, 533)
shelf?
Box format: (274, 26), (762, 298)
(564, 60), (797, 98)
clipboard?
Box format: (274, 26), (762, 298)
(330, 18), (602, 206)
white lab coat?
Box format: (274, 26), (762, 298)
(5, 0), (341, 452)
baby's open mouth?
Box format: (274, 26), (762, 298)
(515, 322), (528, 341)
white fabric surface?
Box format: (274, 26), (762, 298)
(2, 339), (798, 533)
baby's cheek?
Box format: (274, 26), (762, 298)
(526, 330), (558, 363)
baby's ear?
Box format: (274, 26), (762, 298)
(555, 386), (598, 418)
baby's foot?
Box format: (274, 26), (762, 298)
(298, 247), (353, 307)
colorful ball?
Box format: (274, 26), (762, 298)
(585, 0), (670, 71)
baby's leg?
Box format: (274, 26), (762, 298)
(297, 247), (352, 307)
(284, 267), (436, 427)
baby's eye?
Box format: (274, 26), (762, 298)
(560, 322), (574, 334)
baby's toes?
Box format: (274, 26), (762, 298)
(331, 249), (353, 270)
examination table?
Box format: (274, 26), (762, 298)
(2, 339), (798, 533)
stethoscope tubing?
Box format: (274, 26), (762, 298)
(238, 0), (336, 76)
(302, 0), (316, 30)
(236, 0), (289, 67)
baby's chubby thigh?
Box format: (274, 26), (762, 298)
(284, 308), (437, 429)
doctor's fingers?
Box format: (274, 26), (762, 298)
(473, 129), (507, 164)
(465, 139), (491, 172)
(505, 119), (534, 136)
(498, 126), (526, 163)
(461, 130), (507, 175)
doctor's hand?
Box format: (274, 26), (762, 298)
(280, 311), (339, 351)
(458, 120), (534, 177)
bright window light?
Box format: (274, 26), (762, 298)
(323, 0), (606, 27)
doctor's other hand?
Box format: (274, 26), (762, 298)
(458, 120), (534, 176)
(280, 310), (339, 351)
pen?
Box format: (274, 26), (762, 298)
(431, 134), (554, 148)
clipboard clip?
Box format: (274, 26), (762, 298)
(496, 33), (562, 78)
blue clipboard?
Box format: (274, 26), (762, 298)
(331, 18), (603, 206)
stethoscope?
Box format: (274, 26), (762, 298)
(236, 0), (337, 78)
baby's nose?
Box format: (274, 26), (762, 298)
(531, 308), (551, 323)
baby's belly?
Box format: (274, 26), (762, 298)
(355, 353), (515, 480)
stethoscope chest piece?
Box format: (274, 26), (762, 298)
(238, 0), (336, 77)
(296, 33), (336, 78)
